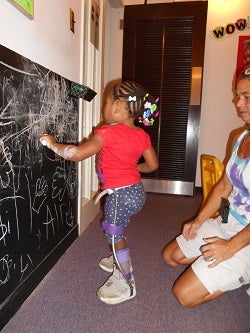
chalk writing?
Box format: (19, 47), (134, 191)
(0, 45), (78, 306)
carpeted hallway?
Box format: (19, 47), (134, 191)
(2, 192), (249, 333)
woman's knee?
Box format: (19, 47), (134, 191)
(172, 282), (195, 308)
(162, 240), (181, 267)
(172, 267), (213, 308)
(162, 244), (173, 265)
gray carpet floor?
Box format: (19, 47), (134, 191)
(2, 192), (250, 333)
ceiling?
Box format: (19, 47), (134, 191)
(109, 0), (207, 8)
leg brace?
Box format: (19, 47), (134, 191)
(102, 220), (133, 282)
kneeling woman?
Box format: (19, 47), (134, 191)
(162, 68), (250, 307)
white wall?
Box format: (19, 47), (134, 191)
(106, 0), (250, 186)
(197, 0), (250, 185)
(0, 0), (83, 82)
(104, 1), (124, 84)
(0, 0), (104, 233)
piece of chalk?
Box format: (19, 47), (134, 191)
(41, 140), (47, 146)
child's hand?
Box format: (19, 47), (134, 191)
(39, 134), (56, 148)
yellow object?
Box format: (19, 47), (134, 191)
(200, 154), (224, 215)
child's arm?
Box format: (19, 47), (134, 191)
(137, 146), (159, 173)
(39, 133), (103, 162)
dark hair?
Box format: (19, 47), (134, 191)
(238, 68), (250, 81)
(112, 80), (151, 118)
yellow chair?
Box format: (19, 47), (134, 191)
(200, 154), (224, 215)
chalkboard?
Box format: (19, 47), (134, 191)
(0, 44), (83, 327)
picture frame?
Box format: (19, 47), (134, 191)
(236, 35), (250, 81)
(8, 0), (34, 19)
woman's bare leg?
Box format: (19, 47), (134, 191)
(172, 266), (224, 307)
(162, 239), (224, 307)
(162, 239), (195, 267)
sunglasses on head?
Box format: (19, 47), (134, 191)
(244, 68), (250, 75)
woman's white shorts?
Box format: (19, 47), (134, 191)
(176, 216), (250, 294)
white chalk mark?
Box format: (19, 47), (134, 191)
(0, 61), (39, 76)
(0, 55), (79, 286)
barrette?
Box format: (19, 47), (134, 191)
(128, 95), (136, 102)
(139, 96), (159, 126)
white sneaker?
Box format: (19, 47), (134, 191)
(99, 254), (114, 273)
(96, 268), (136, 305)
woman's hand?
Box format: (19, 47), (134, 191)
(200, 237), (233, 267)
(39, 134), (56, 149)
(182, 219), (202, 240)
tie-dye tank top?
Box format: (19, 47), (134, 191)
(226, 129), (250, 227)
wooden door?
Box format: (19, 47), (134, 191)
(122, 1), (208, 195)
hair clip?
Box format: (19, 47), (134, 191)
(139, 96), (159, 126)
(128, 95), (136, 102)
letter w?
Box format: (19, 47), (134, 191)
(235, 19), (247, 31)
(212, 26), (225, 39)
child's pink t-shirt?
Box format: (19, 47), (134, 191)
(95, 123), (152, 189)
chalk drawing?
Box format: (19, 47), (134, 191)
(0, 45), (78, 305)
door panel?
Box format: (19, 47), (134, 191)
(122, 2), (208, 195)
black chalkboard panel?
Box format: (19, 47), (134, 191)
(0, 44), (80, 328)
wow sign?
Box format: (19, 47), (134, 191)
(211, 17), (250, 40)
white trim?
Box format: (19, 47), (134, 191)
(79, 0), (106, 234)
